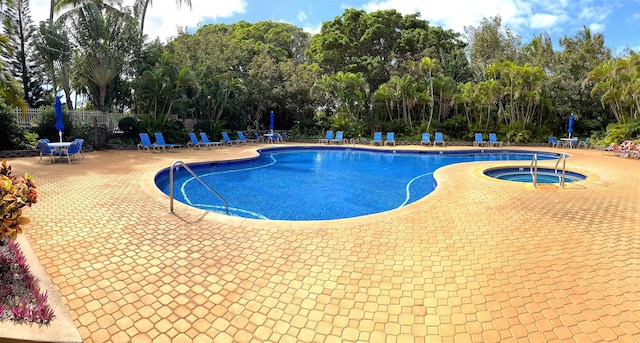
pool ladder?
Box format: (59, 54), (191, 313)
(530, 153), (567, 188)
(530, 154), (538, 188)
(554, 153), (567, 188)
(168, 160), (229, 215)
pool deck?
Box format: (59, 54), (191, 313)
(7, 143), (640, 342)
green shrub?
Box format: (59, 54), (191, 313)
(441, 115), (468, 139)
(72, 123), (93, 143)
(139, 115), (187, 143)
(107, 137), (134, 145)
(34, 105), (73, 141)
(0, 101), (31, 150)
(118, 117), (141, 140)
(193, 120), (224, 140)
(603, 119), (640, 144)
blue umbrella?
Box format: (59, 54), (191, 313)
(568, 113), (574, 138)
(269, 111), (275, 132)
(55, 96), (64, 142)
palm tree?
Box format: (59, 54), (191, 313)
(420, 57), (438, 126)
(373, 84), (395, 121)
(54, 0), (121, 23)
(87, 52), (122, 110)
(583, 60), (626, 123)
(134, 0), (192, 37)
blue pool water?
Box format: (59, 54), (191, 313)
(155, 147), (561, 221)
(484, 167), (586, 183)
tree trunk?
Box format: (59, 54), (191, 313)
(140, 0), (150, 36)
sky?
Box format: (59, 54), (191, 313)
(26, 0), (640, 54)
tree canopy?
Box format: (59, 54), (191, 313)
(0, 6), (637, 143)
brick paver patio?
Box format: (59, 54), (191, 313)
(8, 143), (640, 342)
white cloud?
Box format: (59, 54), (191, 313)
(26, 0), (247, 42)
(27, 0), (52, 23)
(578, 6), (610, 22)
(529, 13), (560, 29)
(143, 0), (247, 41)
(363, 0), (528, 34)
(298, 11), (307, 22)
(302, 23), (323, 35)
(589, 22), (605, 33)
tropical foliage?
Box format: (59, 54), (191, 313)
(0, 160), (37, 241)
(0, 3), (638, 144)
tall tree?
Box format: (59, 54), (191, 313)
(310, 71), (369, 127)
(245, 50), (282, 130)
(552, 26), (612, 131)
(0, 0), (26, 111)
(308, 9), (464, 92)
(33, 19), (72, 106)
(464, 16), (522, 79)
(0, 36), (27, 111)
(68, 1), (140, 110)
(2, 0), (45, 107)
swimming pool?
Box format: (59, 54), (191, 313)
(155, 147), (561, 221)
(484, 167), (587, 183)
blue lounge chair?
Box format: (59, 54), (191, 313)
(548, 136), (560, 148)
(331, 131), (345, 144)
(138, 133), (159, 152)
(255, 132), (265, 143)
(577, 137), (589, 149)
(188, 132), (218, 149)
(237, 131), (256, 144)
(188, 132), (202, 149)
(474, 133), (487, 146)
(154, 132), (181, 151)
(200, 132), (221, 147)
(38, 141), (60, 163)
(319, 130), (333, 144)
(59, 141), (82, 163)
(421, 133), (431, 146)
(221, 132), (240, 145)
(384, 132), (396, 146)
(488, 133), (502, 147)
(434, 132), (445, 146)
(370, 132), (383, 145)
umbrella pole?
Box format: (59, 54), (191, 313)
(59, 131), (63, 142)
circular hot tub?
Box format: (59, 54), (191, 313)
(484, 167), (587, 184)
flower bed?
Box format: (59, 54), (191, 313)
(0, 160), (81, 342)
(0, 238), (54, 323)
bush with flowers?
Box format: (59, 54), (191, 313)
(0, 160), (53, 324)
(1, 159), (37, 241)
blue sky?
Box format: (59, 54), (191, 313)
(29, 0), (640, 54)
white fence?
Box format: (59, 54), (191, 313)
(14, 108), (129, 132)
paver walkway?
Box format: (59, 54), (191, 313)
(8, 144), (640, 342)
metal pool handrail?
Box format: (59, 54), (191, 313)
(554, 153), (567, 188)
(168, 160), (229, 215)
(530, 153), (538, 188)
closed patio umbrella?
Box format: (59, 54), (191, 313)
(269, 111), (274, 133)
(55, 96), (64, 142)
(568, 113), (574, 138)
